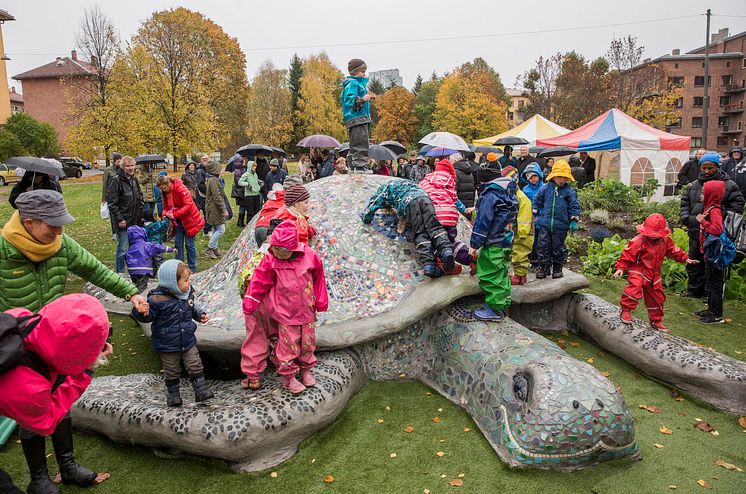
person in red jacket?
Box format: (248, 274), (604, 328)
(242, 221), (328, 394)
(272, 184), (316, 245)
(613, 213), (697, 332)
(696, 180), (727, 324)
(0, 294), (112, 493)
(254, 183), (285, 245)
(157, 175), (205, 272)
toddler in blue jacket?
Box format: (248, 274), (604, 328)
(132, 259), (213, 407)
(531, 159), (581, 279)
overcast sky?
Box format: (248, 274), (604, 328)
(3, 0), (746, 93)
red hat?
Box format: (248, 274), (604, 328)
(435, 158), (456, 179)
(635, 213), (671, 238)
(270, 220), (305, 252)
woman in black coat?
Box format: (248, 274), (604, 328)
(9, 172), (62, 209)
(454, 155), (479, 208)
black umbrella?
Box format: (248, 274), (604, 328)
(538, 146), (578, 158)
(529, 146), (546, 155)
(368, 145), (399, 161)
(379, 140), (407, 156)
(225, 153), (243, 172)
(6, 156), (64, 178)
(493, 136), (529, 146)
(236, 144), (275, 159)
(270, 146), (287, 157)
(135, 154), (166, 164)
(473, 146), (503, 155)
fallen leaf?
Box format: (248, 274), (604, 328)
(425, 392), (433, 396)
(311, 458), (316, 463)
(440, 474), (447, 478)
(463, 427), (471, 432)
(601, 371), (610, 377)
(377, 419), (384, 424)
(385, 405), (391, 411)
(654, 443), (664, 448)
(659, 427), (673, 435)
(668, 486), (677, 490)
(724, 317), (733, 323)
(695, 417), (703, 422)
(390, 452), (397, 458)
(437, 408), (443, 412)
(639, 404), (663, 413)
(404, 426), (415, 433)
(677, 412), (687, 417)
(439, 439), (446, 443)
(92, 473), (110, 485)
(449, 479), (464, 487)
(696, 479), (711, 488)
(424, 490), (431, 494)
(270, 472), (278, 478)
(432, 417), (441, 423)
(557, 339), (566, 344)
(558, 344), (567, 349)
(436, 451), (445, 457)
(458, 473), (465, 478)
(587, 358), (594, 364)
(694, 421), (715, 433)
(634, 373), (642, 380)
(597, 351), (606, 357)
(323, 475), (335, 484)
(738, 416), (746, 429)
(711, 431), (720, 437)
(714, 459), (742, 471)
(561, 329), (569, 336)
(570, 341), (580, 347)
(399, 373), (406, 378)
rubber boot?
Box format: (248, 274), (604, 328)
(440, 248), (455, 273)
(299, 368), (316, 387)
(189, 373), (214, 402)
(20, 435), (60, 494)
(535, 265), (549, 279)
(552, 264), (564, 279)
(50, 418), (96, 487)
(165, 378), (183, 407)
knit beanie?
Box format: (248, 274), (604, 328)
(157, 259), (189, 300)
(284, 185), (310, 207)
(699, 151), (721, 166)
(348, 58), (367, 75)
(283, 174), (304, 189)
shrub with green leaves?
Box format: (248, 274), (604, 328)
(589, 209), (610, 224)
(634, 199), (681, 230)
(725, 262), (746, 302)
(578, 179), (643, 213)
(565, 233), (589, 256)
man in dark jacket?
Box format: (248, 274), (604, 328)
(579, 151), (596, 183)
(108, 156), (144, 273)
(515, 146), (533, 175)
(677, 148), (706, 192)
(722, 146), (746, 198)
(454, 153), (479, 208)
(680, 152), (745, 297)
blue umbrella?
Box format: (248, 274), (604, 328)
(424, 146), (458, 157)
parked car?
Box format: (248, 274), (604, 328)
(0, 162), (21, 187)
(58, 157), (84, 179)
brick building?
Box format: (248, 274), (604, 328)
(9, 86), (22, 113)
(12, 50), (95, 146)
(0, 8), (15, 124)
(642, 28), (745, 153)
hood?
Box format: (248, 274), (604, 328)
(482, 176), (516, 192)
(127, 225), (146, 243)
(270, 220), (304, 252)
(10, 294), (109, 376)
(421, 169), (456, 190)
(454, 160), (476, 173)
(522, 163), (544, 180)
(729, 146), (744, 159)
(342, 76), (368, 88)
(206, 161), (222, 176)
(703, 180), (725, 210)
(434, 158), (456, 179)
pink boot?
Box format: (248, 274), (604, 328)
(300, 368), (316, 387)
(283, 375), (306, 394)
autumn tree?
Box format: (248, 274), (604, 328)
(287, 54), (304, 148)
(519, 52), (562, 121)
(246, 60), (293, 148)
(554, 52), (612, 128)
(65, 5), (122, 162)
(413, 78), (441, 139)
(372, 86), (418, 145)
(606, 35), (649, 112)
(432, 60), (509, 142)
(295, 52), (346, 142)
(626, 86), (683, 130)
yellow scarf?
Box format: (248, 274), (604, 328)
(1, 212), (62, 262)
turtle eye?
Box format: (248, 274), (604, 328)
(572, 400), (580, 409)
(513, 372), (531, 403)
(595, 399), (605, 409)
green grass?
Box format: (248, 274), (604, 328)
(0, 180), (745, 493)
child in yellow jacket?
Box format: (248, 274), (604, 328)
(510, 187), (534, 285)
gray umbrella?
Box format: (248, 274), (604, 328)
(380, 140), (407, 156)
(368, 145), (399, 161)
(6, 156), (64, 178)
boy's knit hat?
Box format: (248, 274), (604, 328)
(269, 159), (280, 167)
(285, 184), (310, 207)
(477, 166), (500, 184)
(157, 259), (189, 300)
(545, 159), (575, 182)
(348, 58), (367, 75)
(699, 151), (721, 166)
(501, 166), (518, 180)
(283, 174), (304, 189)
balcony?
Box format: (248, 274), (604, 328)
(719, 125), (743, 134)
(724, 84), (746, 93)
(721, 103), (744, 114)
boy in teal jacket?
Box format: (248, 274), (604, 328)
(341, 59), (377, 172)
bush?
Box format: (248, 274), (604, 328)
(725, 261), (746, 302)
(589, 209), (610, 224)
(608, 217), (630, 232)
(634, 198), (681, 229)
(0, 128), (24, 161)
(3, 112), (60, 157)
(578, 179), (643, 213)
(565, 232), (589, 256)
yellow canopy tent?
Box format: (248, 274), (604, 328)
(473, 114), (570, 146)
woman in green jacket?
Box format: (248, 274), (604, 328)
(237, 161), (262, 226)
(204, 161), (228, 258)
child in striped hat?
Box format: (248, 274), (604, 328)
(272, 184), (316, 244)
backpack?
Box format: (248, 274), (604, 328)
(0, 313), (44, 377)
(237, 250), (266, 297)
(723, 210), (746, 257)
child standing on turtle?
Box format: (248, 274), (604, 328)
(132, 259), (214, 406)
(342, 58), (376, 173)
(531, 159), (580, 279)
(500, 166), (534, 286)
(242, 221), (328, 394)
(362, 179), (455, 278)
(613, 213), (696, 332)
(469, 167), (519, 322)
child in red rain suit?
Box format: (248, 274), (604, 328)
(241, 220), (328, 394)
(613, 213), (698, 332)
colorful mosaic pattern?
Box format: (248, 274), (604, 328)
(191, 175), (473, 333)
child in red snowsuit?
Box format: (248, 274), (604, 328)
(614, 213), (697, 332)
(241, 220), (328, 394)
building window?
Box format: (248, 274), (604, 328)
(668, 76), (684, 86)
(674, 63), (679, 69)
(664, 158), (682, 196)
(691, 137), (703, 148)
(726, 62), (730, 68)
(717, 136), (729, 146)
(718, 116), (729, 127)
(630, 158), (655, 187)
(693, 96), (704, 107)
(508, 111), (514, 121)
(720, 96), (731, 106)
(692, 117), (703, 128)
(694, 76), (711, 87)
(722, 75), (733, 86)
(673, 97), (683, 108)
(669, 117), (682, 128)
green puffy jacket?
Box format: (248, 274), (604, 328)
(0, 234), (138, 312)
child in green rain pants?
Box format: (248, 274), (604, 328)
(470, 166), (519, 322)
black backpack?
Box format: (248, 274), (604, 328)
(723, 210), (746, 258)
(0, 312), (46, 377)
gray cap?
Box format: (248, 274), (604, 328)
(283, 174), (303, 189)
(269, 158), (280, 167)
(16, 190), (75, 227)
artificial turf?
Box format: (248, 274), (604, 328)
(0, 181), (744, 493)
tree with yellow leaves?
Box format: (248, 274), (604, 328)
(433, 67), (509, 142)
(372, 87), (418, 145)
(295, 52), (346, 143)
(626, 87), (683, 130)
(246, 60), (293, 148)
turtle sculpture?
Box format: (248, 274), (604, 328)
(79, 174), (639, 471)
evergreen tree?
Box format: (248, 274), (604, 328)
(412, 74), (423, 94)
(287, 53), (304, 147)
(368, 78), (385, 95)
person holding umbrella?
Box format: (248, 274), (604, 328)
(341, 58), (376, 173)
(9, 168), (62, 210)
(498, 145), (517, 169)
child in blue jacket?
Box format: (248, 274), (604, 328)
(132, 259), (213, 407)
(469, 167), (519, 322)
(531, 159), (581, 279)
(341, 58), (376, 172)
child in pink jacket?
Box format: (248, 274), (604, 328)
(241, 220), (328, 393)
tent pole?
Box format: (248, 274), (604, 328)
(702, 8), (711, 149)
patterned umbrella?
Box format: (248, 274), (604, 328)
(297, 134), (341, 148)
